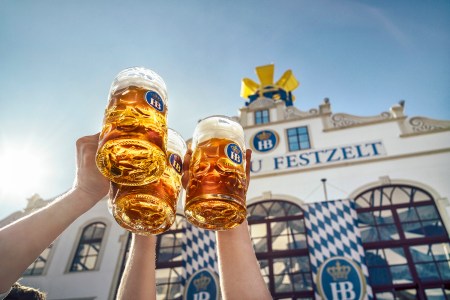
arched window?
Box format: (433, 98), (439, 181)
(23, 244), (53, 276)
(355, 184), (450, 299)
(155, 214), (184, 300)
(248, 200), (314, 299)
(70, 222), (106, 272)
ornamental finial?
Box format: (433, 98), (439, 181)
(240, 64), (300, 106)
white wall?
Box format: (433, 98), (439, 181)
(244, 112), (450, 224)
(20, 199), (127, 300)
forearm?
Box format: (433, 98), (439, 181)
(117, 234), (157, 300)
(0, 188), (101, 292)
(216, 220), (271, 300)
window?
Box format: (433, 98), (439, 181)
(156, 267), (183, 300)
(155, 215), (184, 299)
(374, 289), (418, 299)
(248, 200), (313, 299)
(424, 287), (450, 299)
(255, 110), (270, 124)
(365, 247), (412, 286)
(70, 222), (106, 272)
(355, 184), (450, 298)
(358, 209), (399, 242)
(410, 243), (450, 282)
(399, 205), (446, 239)
(286, 127), (310, 151)
(23, 244), (53, 276)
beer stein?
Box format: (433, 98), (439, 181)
(110, 129), (187, 235)
(184, 115), (247, 230)
(96, 67), (168, 186)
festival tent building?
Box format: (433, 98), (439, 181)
(1, 64), (450, 299)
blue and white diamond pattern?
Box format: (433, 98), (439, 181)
(302, 199), (373, 300)
(181, 221), (219, 287)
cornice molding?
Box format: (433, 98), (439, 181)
(400, 116), (450, 137)
(238, 99), (450, 138)
(285, 106), (320, 120)
(326, 111), (395, 130)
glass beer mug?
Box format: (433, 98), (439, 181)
(109, 129), (187, 235)
(184, 115), (247, 230)
(96, 67), (168, 186)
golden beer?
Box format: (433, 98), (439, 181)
(110, 129), (186, 235)
(184, 116), (247, 230)
(96, 67), (168, 186)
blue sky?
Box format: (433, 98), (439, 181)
(0, 0), (449, 219)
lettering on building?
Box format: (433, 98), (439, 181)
(250, 141), (385, 174)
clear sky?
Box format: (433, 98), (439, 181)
(0, 0), (449, 219)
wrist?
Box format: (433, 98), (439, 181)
(216, 220), (249, 239)
(133, 234), (157, 244)
(132, 234), (157, 256)
(69, 186), (106, 208)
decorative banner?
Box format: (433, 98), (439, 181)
(182, 221), (219, 300)
(302, 199), (373, 300)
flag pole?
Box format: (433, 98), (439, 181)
(321, 178), (328, 201)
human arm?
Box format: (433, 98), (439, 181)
(182, 148), (272, 300)
(0, 133), (109, 293)
(215, 149), (271, 300)
(116, 234), (157, 300)
(216, 220), (271, 300)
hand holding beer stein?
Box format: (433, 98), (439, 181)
(110, 129), (187, 235)
(184, 115), (247, 230)
(96, 67), (168, 186)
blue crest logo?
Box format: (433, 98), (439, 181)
(252, 130), (278, 153)
(169, 153), (183, 174)
(145, 91), (165, 112)
(225, 143), (243, 165)
(317, 256), (366, 300)
(184, 268), (219, 300)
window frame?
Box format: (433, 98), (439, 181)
(23, 243), (54, 276)
(355, 184), (450, 299)
(247, 200), (314, 299)
(68, 221), (107, 273)
(254, 109), (270, 125)
(286, 126), (311, 152)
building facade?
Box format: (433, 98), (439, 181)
(2, 65), (450, 300)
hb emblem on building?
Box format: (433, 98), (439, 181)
(251, 130), (279, 153)
(184, 268), (220, 300)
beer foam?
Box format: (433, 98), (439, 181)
(109, 67), (168, 103)
(168, 128), (187, 156)
(193, 115), (245, 148)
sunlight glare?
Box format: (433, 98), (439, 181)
(0, 144), (49, 198)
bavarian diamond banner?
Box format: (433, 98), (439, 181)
(302, 199), (373, 300)
(181, 220), (219, 300)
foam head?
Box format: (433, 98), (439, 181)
(192, 115), (245, 149)
(109, 67), (168, 104)
(168, 128), (187, 157)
